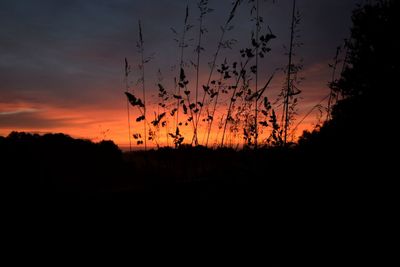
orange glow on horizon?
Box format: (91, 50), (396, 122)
(0, 100), (321, 150)
(0, 62), (331, 150)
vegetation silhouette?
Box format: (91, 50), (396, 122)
(299, 0), (396, 158)
(1, 0), (395, 198)
(125, 0), (280, 149)
(1, 132), (122, 194)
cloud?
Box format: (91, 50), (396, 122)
(0, 109), (73, 129)
(0, 108), (38, 116)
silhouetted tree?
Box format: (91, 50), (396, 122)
(1, 132), (122, 193)
(299, 0), (398, 152)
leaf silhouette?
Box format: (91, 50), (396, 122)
(136, 115), (145, 122)
(173, 95), (182, 100)
(171, 108), (178, 116)
(151, 112), (166, 126)
(227, 0), (240, 24)
(125, 92), (145, 108)
(180, 68), (186, 81)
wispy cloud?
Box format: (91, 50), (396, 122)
(0, 111), (69, 129)
(0, 108), (39, 116)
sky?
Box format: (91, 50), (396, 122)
(0, 0), (360, 148)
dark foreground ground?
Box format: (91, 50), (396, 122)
(0, 132), (385, 203)
(1, 132), (391, 264)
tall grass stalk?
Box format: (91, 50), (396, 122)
(254, 0), (260, 149)
(138, 20), (147, 151)
(176, 6), (189, 131)
(124, 58), (132, 152)
(337, 41), (350, 101)
(194, 0), (241, 145)
(193, 0), (212, 145)
(292, 93), (330, 136)
(157, 70), (170, 147)
(205, 64), (225, 147)
(175, 5), (191, 137)
(221, 56), (254, 147)
(326, 46), (341, 121)
(220, 0), (275, 147)
(220, 27), (276, 147)
(282, 0), (296, 146)
(179, 68), (197, 137)
(205, 81), (222, 147)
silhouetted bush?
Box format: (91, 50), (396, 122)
(1, 132), (122, 193)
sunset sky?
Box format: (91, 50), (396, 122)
(0, 0), (360, 149)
